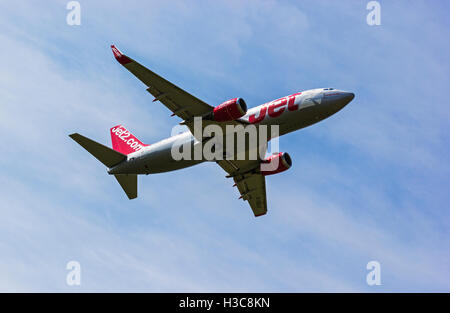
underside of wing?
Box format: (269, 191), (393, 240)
(217, 159), (268, 217)
(111, 45), (213, 121)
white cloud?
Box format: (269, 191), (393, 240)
(0, 0), (449, 292)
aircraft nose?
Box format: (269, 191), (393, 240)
(321, 90), (355, 112)
(334, 91), (355, 107)
(343, 92), (355, 103)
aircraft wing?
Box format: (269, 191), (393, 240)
(111, 45), (213, 121)
(217, 159), (268, 217)
(111, 45), (268, 216)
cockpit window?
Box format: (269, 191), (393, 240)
(323, 88), (335, 90)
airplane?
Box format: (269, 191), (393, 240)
(69, 45), (354, 217)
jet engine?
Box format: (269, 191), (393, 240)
(213, 98), (247, 122)
(260, 152), (292, 176)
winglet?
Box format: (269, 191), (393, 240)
(111, 45), (132, 65)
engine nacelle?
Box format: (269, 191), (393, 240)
(213, 98), (247, 122)
(260, 152), (292, 176)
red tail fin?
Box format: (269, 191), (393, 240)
(110, 125), (149, 155)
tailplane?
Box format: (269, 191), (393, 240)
(69, 132), (138, 200)
(110, 125), (149, 155)
(114, 174), (137, 199)
(69, 133), (126, 167)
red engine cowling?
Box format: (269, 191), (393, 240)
(260, 152), (292, 176)
(213, 98), (247, 122)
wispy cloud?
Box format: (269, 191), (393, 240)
(0, 0), (449, 292)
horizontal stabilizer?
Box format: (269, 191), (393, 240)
(114, 174), (137, 199)
(69, 133), (126, 168)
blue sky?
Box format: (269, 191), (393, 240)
(0, 0), (449, 291)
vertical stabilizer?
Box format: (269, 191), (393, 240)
(110, 125), (149, 155)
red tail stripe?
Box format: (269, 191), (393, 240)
(110, 125), (148, 155)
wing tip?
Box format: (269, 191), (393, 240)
(111, 44), (132, 65)
(254, 211), (267, 217)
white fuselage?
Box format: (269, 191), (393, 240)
(108, 88), (354, 175)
